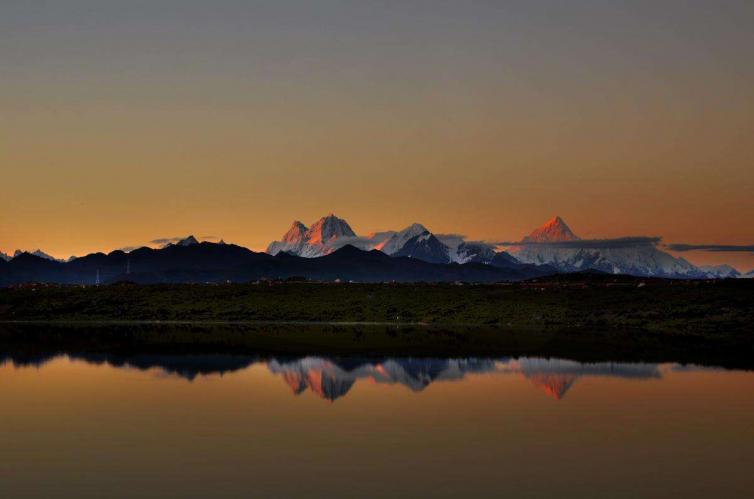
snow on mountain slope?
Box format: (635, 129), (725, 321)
(523, 216), (579, 242)
(699, 264), (741, 279)
(306, 213), (356, 246)
(514, 243), (701, 277)
(176, 235), (199, 247)
(268, 218), (532, 266)
(265, 213), (726, 278)
(450, 242), (497, 264)
(377, 224), (430, 255)
(511, 217), (704, 278)
(267, 214), (357, 257)
(392, 230), (450, 264)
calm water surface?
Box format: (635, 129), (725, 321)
(1, 353), (753, 498)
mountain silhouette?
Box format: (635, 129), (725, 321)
(0, 241), (552, 286)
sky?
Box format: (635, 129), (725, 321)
(1, 0), (753, 269)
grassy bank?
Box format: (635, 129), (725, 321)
(1, 276), (752, 336)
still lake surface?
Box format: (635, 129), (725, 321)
(2, 347), (754, 498)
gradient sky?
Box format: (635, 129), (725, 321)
(2, 1), (753, 268)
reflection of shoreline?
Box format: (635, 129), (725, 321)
(1, 352), (695, 401)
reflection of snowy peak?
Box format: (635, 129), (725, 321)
(267, 357), (497, 401)
(268, 358), (356, 401)
(514, 358), (661, 400)
(265, 356), (667, 402)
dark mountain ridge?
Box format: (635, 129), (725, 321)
(0, 242), (553, 286)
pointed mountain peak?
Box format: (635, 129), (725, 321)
(376, 223), (433, 254)
(282, 221), (309, 243)
(404, 223), (429, 235)
(524, 216), (579, 243)
(306, 214), (356, 245)
(177, 235), (199, 246)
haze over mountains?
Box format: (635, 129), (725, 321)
(1, 214), (751, 286)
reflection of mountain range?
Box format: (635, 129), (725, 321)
(267, 357), (499, 401)
(1, 353), (671, 402)
(513, 358), (662, 400)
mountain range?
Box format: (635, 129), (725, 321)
(267, 214), (522, 266)
(267, 214), (746, 279)
(0, 234), (550, 287)
(1, 249), (66, 262)
(1, 214), (750, 286)
(509, 216), (706, 278)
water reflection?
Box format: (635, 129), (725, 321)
(1, 352), (705, 401)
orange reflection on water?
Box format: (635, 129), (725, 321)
(1, 356), (754, 498)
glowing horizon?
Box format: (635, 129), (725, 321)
(2, 1), (753, 270)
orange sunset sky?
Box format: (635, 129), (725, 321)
(1, 1), (753, 269)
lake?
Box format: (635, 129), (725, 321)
(2, 346), (754, 498)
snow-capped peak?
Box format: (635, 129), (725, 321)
(176, 235), (199, 246)
(699, 264), (741, 279)
(512, 218), (708, 278)
(267, 214), (357, 257)
(523, 216), (579, 243)
(377, 223), (430, 255)
(305, 214), (356, 246)
(282, 221), (308, 244)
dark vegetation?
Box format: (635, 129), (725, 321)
(1, 274), (752, 336)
